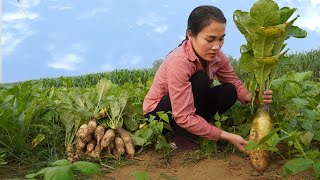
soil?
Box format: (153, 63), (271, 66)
(1, 148), (313, 180)
(100, 148), (314, 180)
(95, 132), (314, 180)
(1, 134), (314, 180)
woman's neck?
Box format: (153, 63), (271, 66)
(200, 58), (207, 70)
(192, 46), (207, 70)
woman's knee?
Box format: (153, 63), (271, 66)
(221, 83), (237, 101)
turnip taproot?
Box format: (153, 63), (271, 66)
(86, 118), (97, 136)
(101, 129), (116, 150)
(66, 143), (75, 162)
(77, 118), (97, 141)
(108, 142), (115, 154)
(76, 138), (86, 156)
(248, 105), (273, 172)
(76, 124), (88, 139)
(94, 144), (102, 158)
(82, 134), (93, 143)
(115, 137), (125, 155)
(86, 139), (97, 153)
(117, 127), (135, 159)
(88, 118), (97, 129)
(87, 150), (96, 158)
(95, 125), (105, 145)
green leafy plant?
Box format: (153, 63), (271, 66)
(198, 138), (216, 159)
(25, 159), (101, 180)
(245, 128), (320, 178)
(198, 112), (229, 158)
(233, 0), (307, 101)
(132, 112), (173, 162)
(271, 72), (320, 178)
(55, 79), (113, 161)
(233, 0), (308, 172)
(0, 81), (56, 155)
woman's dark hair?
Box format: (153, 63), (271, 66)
(168, 5), (226, 56)
(187, 5), (226, 38)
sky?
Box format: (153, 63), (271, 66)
(2, 0), (320, 83)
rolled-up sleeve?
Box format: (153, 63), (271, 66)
(166, 58), (222, 141)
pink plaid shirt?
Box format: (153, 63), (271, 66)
(143, 40), (249, 141)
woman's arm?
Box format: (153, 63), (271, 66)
(215, 51), (249, 104)
(166, 57), (222, 142)
(220, 130), (247, 152)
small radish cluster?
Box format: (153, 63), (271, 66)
(67, 118), (135, 162)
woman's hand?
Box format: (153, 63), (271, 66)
(244, 89), (273, 104)
(220, 131), (248, 152)
(261, 90), (272, 104)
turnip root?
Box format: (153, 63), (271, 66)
(88, 118), (97, 128)
(86, 118), (97, 136)
(108, 142), (115, 154)
(117, 127), (135, 159)
(87, 150), (96, 158)
(101, 142), (115, 158)
(77, 118), (97, 141)
(94, 144), (102, 159)
(101, 129), (116, 150)
(76, 124), (88, 139)
(86, 139), (97, 153)
(115, 137), (125, 155)
(249, 149), (270, 172)
(66, 143), (75, 162)
(76, 138), (86, 156)
(82, 134), (93, 143)
(112, 148), (119, 158)
(95, 125), (105, 145)
(248, 105), (273, 172)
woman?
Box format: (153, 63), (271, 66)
(143, 5), (272, 152)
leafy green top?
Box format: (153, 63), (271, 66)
(233, 0), (307, 102)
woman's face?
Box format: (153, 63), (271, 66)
(187, 21), (226, 61)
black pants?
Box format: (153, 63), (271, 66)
(145, 71), (237, 131)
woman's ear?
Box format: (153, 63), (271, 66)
(186, 30), (193, 40)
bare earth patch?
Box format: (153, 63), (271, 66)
(100, 149), (314, 180)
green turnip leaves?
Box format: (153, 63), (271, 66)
(233, 0), (307, 102)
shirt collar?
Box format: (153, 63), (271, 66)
(183, 40), (198, 62)
(183, 40), (222, 64)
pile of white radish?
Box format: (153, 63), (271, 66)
(67, 118), (135, 162)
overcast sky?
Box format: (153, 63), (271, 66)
(2, 0), (320, 83)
